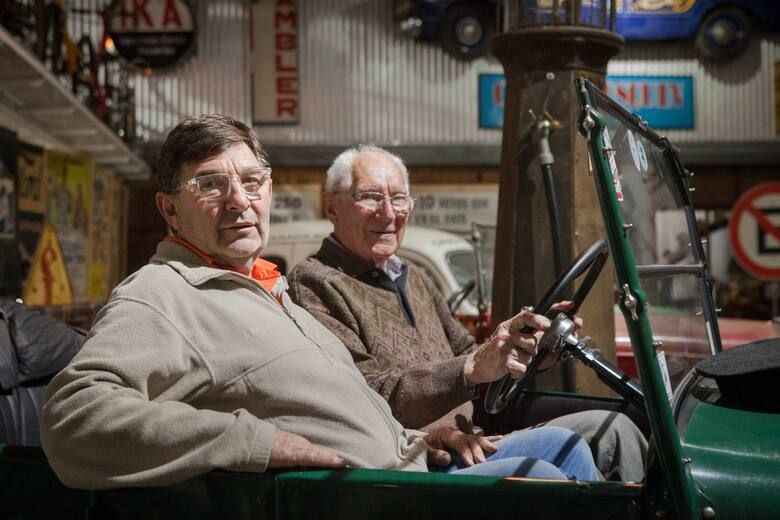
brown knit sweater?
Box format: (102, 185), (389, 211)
(288, 237), (480, 432)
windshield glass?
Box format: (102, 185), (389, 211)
(447, 249), (493, 307)
(589, 89), (719, 392)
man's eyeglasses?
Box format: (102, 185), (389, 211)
(351, 191), (415, 214)
(175, 170), (271, 201)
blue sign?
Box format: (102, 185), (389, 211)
(477, 74), (694, 130)
(606, 76), (695, 129)
(478, 74), (505, 129)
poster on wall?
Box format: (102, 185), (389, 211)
(479, 74), (694, 130)
(250, 0), (299, 124)
(409, 184), (498, 233)
(17, 142), (47, 290)
(478, 74), (506, 129)
(270, 183), (321, 223)
(47, 152), (92, 302)
(89, 168), (120, 300)
(0, 127), (21, 297)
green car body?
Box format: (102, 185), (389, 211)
(1, 79), (778, 519)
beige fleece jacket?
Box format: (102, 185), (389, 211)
(40, 241), (427, 490)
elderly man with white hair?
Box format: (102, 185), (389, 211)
(288, 145), (648, 482)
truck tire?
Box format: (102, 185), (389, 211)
(440, 2), (495, 61)
(694, 6), (752, 62)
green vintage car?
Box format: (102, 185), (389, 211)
(1, 78), (778, 519)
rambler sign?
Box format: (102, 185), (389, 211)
(107, 0), (196, 70)
(250, 0), (300, 124)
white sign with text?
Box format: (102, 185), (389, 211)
(409, 184), (498, 233)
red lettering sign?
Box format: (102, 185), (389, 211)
(276, 33), (296, 51)
(275, 54), (297, 73)
(277, 99), (298, 117)
(612, 81), (685, 109)
(275, 10), (297, 30)
(277, 77), (298, 95)
(119, 0), (154, 30)
(162, 0), (183, 28)
(492, 80), (505, 107)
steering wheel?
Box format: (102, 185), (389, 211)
(484, 239), (610, 414)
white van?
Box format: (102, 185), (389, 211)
(262, 219), (482, 316)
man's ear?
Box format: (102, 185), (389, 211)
(324, 193), (338, 223)
(156, 192), (180, 233)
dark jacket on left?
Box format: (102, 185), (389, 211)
(0, 299), (85, 446)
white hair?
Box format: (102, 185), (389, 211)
(324, 144), (410, 193)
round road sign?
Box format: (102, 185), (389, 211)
(729, 183), (780, 280)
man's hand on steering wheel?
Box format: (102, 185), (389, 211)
(483, 239), (609, 415)
(464, 307), (569, 385)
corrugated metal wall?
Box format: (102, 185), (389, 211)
(608, 37), (780, 143)
(254, 0), (493, 145)
(132, 0), (250, 142)
(87, 0), (780, 147)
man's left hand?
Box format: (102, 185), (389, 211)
(424, 427), (503, 467)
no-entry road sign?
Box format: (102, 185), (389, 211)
(729, 183), (780, 280)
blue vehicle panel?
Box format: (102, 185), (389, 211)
(401, 0), (780, 61)
(615, 0), (780, 40)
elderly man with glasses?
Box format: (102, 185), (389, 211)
(40, 116), (600, 490)
(287, 145), (648, 482)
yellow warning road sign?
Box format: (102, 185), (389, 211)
(23, 224), (73, 305)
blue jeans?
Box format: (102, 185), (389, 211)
(437, 426), (601, 481)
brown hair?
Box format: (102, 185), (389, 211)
(156, 114), (269, 193)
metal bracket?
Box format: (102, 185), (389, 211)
(622, 284), (639, 321)
(579, 104), (596, 142)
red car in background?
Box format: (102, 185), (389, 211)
(615, 310), (778, 382)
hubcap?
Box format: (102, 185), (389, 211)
(455, 16), (483, 46)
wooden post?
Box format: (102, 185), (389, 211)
(489, 27), (623, 399)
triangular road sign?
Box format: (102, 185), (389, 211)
(23, 224), (73, 305)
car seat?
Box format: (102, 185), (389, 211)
(0, 300), (85, 446)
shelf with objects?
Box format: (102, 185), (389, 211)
(0, 23), (144, 329)
(0, 25), (148, 181)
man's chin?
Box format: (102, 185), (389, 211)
(371, 242), (399, 259)
(220, 238), (264, 259)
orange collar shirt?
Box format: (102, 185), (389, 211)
(164, 236), (284, 302)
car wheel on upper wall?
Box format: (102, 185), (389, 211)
(439, 2), (495, 61)
(694, 6), (752, 62)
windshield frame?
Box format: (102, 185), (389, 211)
(576, 77), (719, 519)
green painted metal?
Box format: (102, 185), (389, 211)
(0, 444), (93, 520)
(681, 383), (780, 519)
(0, 444), (641, 519)
(276, 469), (642, 519)
(575, 78), (700, 519)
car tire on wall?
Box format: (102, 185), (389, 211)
(694, 7), (752, 62)
(439, 2), (495, 61)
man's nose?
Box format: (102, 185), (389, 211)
(225, 176), (251, 211)
(376, 197), (396, 219)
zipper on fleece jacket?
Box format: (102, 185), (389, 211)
(230, 272), (403, 453)
(277, 299), (402, 451)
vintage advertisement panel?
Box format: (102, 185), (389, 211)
(47, 152), (93, 303)
(89, 168), (121, 300)
(16, 142), (47, 295)
(271, 183), (320, 223)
